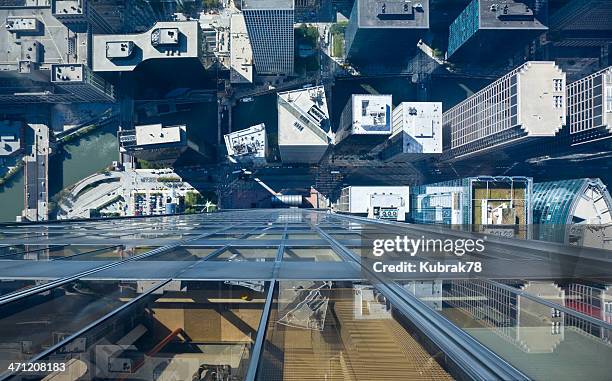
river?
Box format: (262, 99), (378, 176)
(0, 125), (119, 222)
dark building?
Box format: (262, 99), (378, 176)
(447, 0), (548, 62)
(548, 0), (612, 62)
(345, 0), (429, 65)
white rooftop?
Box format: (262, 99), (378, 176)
(278, 86), (331, 163)
(351, 94), (392, 134)
(93, 21), (201, 72)
(224, 123), (266, 159)
(0, 121), (22, 157)
(135, 124), (185, 146)
(230, 13), (253, 84)
(391, 102), (442, 154)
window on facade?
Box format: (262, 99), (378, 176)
(606, 86), (612, 112)
(553, 79), (563, 92)
(553, 96), (563, 108)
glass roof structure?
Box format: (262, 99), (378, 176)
(0, 209), (610, 381)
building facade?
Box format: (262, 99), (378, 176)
(0, 3), (115, 103)
(447, 0), (548, 62)
(335, 185), (410, 221)
(277, 86), (331, 163)
(224, 123), (267, 164)
(443, 61), (566, 160)
(411, 176), (533, 238)
(118, 123), (188, 163)
(336, 94), (392, 154)
(382, 102), (442, 161)
(0, 121), (24, 159)
(566, 66), (612, 145)
(532, 178), (612, 247)
(92, 21), (206, 72)
(242, 0), (294, 75)
(345, 0), (429, 64)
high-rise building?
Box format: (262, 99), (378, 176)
(445, 280), (566, 353)
(447, 0), (548, 62)
(410, 176), (533, 238)
(118, 123), (188, 163)
(0, 121), (24, 159)
(335, 186), (410, 221)
(548, 0), (612, 67)
(92, 21), (206, 72)
(336, 94), (392, 154)
(566, 66), (612, 145)
(242, 0), (294, 75)
(50, 64), (115, 102)
(51, 0), (114, 33)
(277, 85), (331, 163)
(344, 0), (429, 64)
(224, 123), (267, 164)
(230, 12), (254, 83)
(382, 102), (442, 161)
(532, 178), (612, 248)
(0, 3), (115, 103)
(0, 210), (610, 380)
(443, 61), (566, 160)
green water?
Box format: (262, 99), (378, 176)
(0, 126), (119, 222)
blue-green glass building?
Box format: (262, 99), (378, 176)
(447, 0), (548, 62)
(532, 178), (612, 245)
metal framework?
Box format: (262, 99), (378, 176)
(0, 209), (611, 380)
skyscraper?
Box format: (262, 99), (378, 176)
(242, 0), (294, 75)
(344, 0), (429, 65)
(277, 86), (331, 163)
(118, 123), (188, 164)
(335, 94), (392, 155)
(532, 178), (612, 246)
(566, 66), (612, 145)
(410, 176), (533, 238)
(447, 0), (548, 62)
(382, 102), (443, 161)
(443, 61), (566, 160)
(0, 2), (115, 103)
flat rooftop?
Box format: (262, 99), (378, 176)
(358, 0), (429, 28)
(134, 124), (185, 147)
(224, 123), (266, 158)
(352, 94), (392, 134)
(278, 86), (330, 146)
(242, 0), (294, 10)
(479, 0), (547, 29)
(0, 121), (22, 157)
(0, 6), (88, 73)
(92, 21), (200, 72)
(392, 102), (442, 154)
(230, 13), (253, 84)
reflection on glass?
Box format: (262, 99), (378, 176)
(245, 233), (284, 240)
(143, 247), (217, 261)
(435, 279), (612, 381)
(0, 279), (49, 298)
(329, 233), (362, 241)
(257, 281), (453, 380)
(0, 280), (157, 372)
(285, 233), (323, 240)
(0, 245), (110, 260)
(22, 281), (269, 381)
(283, 247), (341, 262)
(212, 247), (278, 262)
